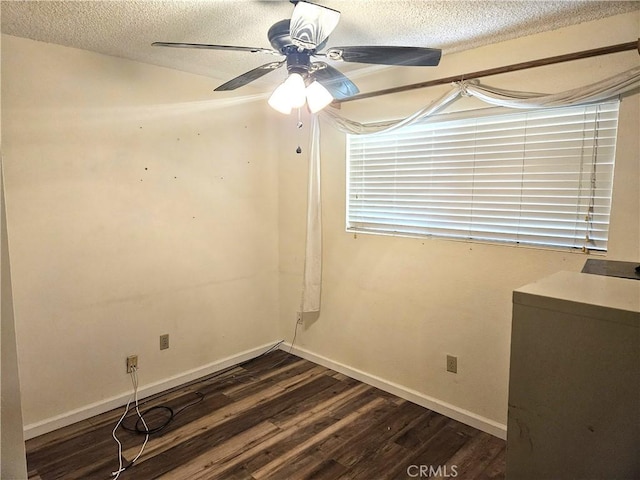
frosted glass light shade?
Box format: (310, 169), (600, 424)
(268, 82), (293, 114)
(284, 73), (307, 108)
(268, 73), (307, 114)
(306, 81), (334, 113)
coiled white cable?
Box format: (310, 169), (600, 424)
(110, 366), (149, 479)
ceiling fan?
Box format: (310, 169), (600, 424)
(152, 0), (442, 114)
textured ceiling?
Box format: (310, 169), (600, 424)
(2, 0), (639, 91)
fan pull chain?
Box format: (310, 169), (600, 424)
(296, 108), (303, 154)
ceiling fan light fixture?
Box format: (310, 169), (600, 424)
(306, 80), (334, 113)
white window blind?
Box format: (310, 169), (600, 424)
(347, 101), (619, 251)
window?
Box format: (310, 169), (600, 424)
(346, 101), (619, 252)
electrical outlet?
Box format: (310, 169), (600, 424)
(126, 355), (138, 373)
(446, 355), (457, 374)
(160, 334), (169, 350)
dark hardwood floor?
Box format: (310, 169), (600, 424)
(26, 350), (506, 479)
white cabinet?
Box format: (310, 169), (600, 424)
(507, 271), (639, 479)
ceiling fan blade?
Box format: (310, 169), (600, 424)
(214, 61), (285, 91)
(311, 62), (359, 100)
(325, 46), (442, 66)
(290, 1), (340, 50)
(152, 42), (277, 55)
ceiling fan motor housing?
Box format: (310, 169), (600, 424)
(286, 51), (312, 77)
(268, 19), (315, 78)
(268, 19), (295, 52)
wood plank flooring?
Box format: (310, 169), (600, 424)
(26, 350), (506, 480)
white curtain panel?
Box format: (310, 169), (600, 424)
(464, 65), (640, 109)
(301, 66), (640, 313)
(321, 66), (640, 134)
(301, 115), (323, 313)
(320, 86), (462, 135)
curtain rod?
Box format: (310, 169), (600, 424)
(336, 39), (640, 104)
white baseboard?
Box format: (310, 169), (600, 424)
(24, 340), (507, 441)
(23, 341), (282, 440)
(282, 343), (507, 440)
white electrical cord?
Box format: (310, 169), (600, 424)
(111, 366), (149, 479)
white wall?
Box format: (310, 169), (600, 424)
(1, 163), (28, 479)
(1, 35), (281, 433)
(278, 12), (640, 435)
(1, 27), (29, 478)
